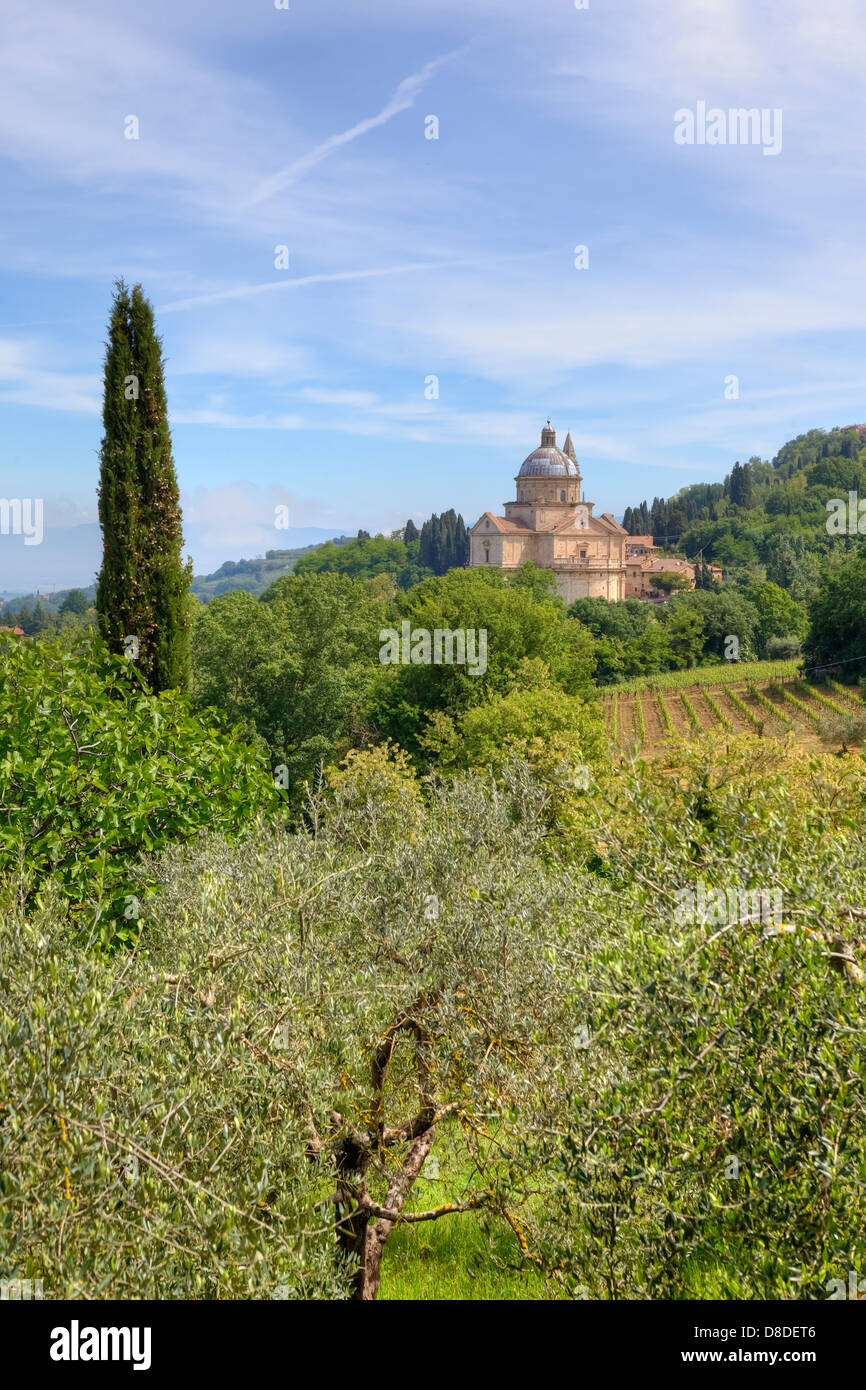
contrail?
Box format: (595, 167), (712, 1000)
(157, 258), (464, 313)
(240, 48), (466, 208)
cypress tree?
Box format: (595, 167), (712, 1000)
(96, 281), (192, 693)
(418, 515), (434, 571)
(436, 513), (447, 572)
(442, 509), (457, 569)
(432, 514), (441, 571)
(403, 518), (419, 544)
(454, 513), (468, 566)
(417, 510), (470, 573)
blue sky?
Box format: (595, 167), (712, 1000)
(2, 0), (866, 585)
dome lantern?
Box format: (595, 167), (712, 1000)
(516, 423), (580, 478)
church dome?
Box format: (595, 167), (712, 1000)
(517, 424), (579, 477)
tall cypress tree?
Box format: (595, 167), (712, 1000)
(442, 509), (456, 569)
(96, 281), (192, 693)
(418, 515), (433, 571)
(454, 513), (468, 566)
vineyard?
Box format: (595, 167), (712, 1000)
(601, 663), (865, 756)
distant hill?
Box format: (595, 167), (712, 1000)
(190, 537), (354, 601)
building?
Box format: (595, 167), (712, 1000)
(624, 551), (723, 600)
(468, 424), (628, 601)
(624, 534), (658, 558)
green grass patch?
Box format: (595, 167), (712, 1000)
(604, 659), (798, 696)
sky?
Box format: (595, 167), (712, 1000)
(2, 0), (866, 587)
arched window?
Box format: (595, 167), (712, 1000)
(560, 490), (566, 502)
(519, 490), (525, 502)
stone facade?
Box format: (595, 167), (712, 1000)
(469, 424), (628, 601)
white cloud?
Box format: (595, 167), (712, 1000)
(0, 337), (100, 414)
(168, 338), (313, 378)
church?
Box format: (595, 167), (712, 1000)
(468, 424), (629, 601)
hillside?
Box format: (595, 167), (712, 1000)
(622, 424), (866, 597)
(190, 537), (353, 601)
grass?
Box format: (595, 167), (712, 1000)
(604, 659), (799, 696)
(379, 1153), (546, 1300)
(381, 1204), (542, 1300)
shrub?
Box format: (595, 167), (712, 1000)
(0, 634), (279, 941)
(0, 882), (348, 1299)
(421, 681), (605, 783)
(766, 634), (801, 660)
(747, 680), (793, 729)
(540, 740), (866, 1298)
(818, 712), (866, 752)
(657, 691), (675, 736)
(324, 742), (424, 849)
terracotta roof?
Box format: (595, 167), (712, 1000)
(640, 556), (693, 572)
(0, 625), (25, 636)
(475, 511), (533, 533)
(597, 512), (628, 533)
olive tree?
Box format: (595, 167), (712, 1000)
(138, 759), (607, 1299)
(2, 759), (607, 1301)
(539, 736), (866, 1299)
